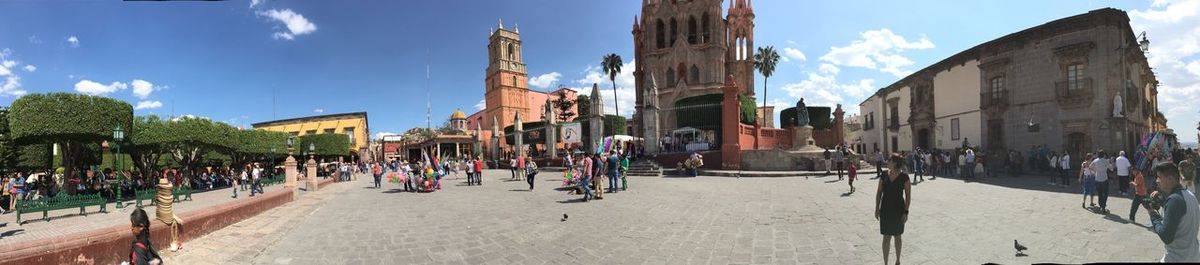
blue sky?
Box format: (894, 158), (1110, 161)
(1, 0), (1197, 142)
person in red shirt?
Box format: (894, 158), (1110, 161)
(1130, 169), (1154, 223)
(473, 158), (484, 186)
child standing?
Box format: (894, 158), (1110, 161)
(848, 162), (858, 193)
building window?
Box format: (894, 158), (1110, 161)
(656, 19), (665, 49)
(891, 136), (898, 153)
(990, 76), (1004, 99)
(951, 118), (960, 140)
(701, 13), (710, 43)
(1067, 63), (1084, 91)
(306, 130), (317, 135)
(507, 43), (515, 61)
(344, 127), (355, 144)
(687, 16), (697, 44)
(689, 65), (699, 84)
(324, 128), (336, 134)
(289, 131), (299, 136)
(512, 76), (517, 86)
(666, 68), (675, 87)
(669, 18), (678, 46)
(888, 103), (899, 129)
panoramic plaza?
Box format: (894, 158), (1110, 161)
(2, 0), (1200, 264)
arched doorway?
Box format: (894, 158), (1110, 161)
(917, 128), (930, 150)
(1067, 132), (1089, 159)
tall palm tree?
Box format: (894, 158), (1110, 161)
(602, 53), (623, 119)
(754, 46), (780, 113)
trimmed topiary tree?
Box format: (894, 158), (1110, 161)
(298, 133), (351, 160)
(9, 93), (133, 179)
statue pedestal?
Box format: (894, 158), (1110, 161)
(792, 126), (820, 152)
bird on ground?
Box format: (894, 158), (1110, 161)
(1014, 240), (1028, 255)
(561, 214), (568, 222)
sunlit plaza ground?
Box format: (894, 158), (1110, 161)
(165, 169), (1169, 265)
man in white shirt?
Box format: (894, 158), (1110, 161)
(1092, 152), (1114, 213)
(251, 163), (263, 197)
(1116, 151), (1132, 195)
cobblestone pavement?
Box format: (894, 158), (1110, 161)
(0, 181), (288, 244)
(171, 170), (1173, 264)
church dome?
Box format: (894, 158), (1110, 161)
(451, 109), (467, 120)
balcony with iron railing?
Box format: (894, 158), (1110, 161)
(1055, 78), (1093, 108)
(981, 90), (1009, 109)
(887, 117), (900, 131)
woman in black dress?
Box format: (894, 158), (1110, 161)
(876, 153), (911, 265)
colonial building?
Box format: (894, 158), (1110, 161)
(858, 8), (1163, 158)
(251, 112), (370, 157)
(631, 0), (757, 149)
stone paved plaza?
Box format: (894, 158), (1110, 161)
(166, 169), (1173, 264)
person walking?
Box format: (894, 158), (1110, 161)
(848, 162), (858, 194)
(1148, 162), (1200, 262)
(875, 153), (911, 265)
(465, 158), (476, 186)
(1079, 153), (1097, 208)
(231, 169), (241, 198)
(965, 149), (977, 179)
(607, 151), (620, 193)
(912, 150), (924, 182)
(250, 163), (262, 197)
(957, 151), (967, 179)
(924, 151), (935, 180)
(474, 158), (484, 186)
(1092, 152), (1113, 213)
(593, 154), (605, 200)
(875, 150), (885, 179)
(824, 148), (833, 176)
(509, 158), (517, 180)
(1116, 151), (1132, 195)
(516, 155), (526, 182)
(1130, 169), (1153, 223)
(372, 162), (383, 189)
(620, 154), (630, 191)
(525, 159), (538, 191)
(579, 154), (593, 201)
(1060, 152), (1071, 186)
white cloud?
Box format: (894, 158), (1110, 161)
(818, 64), (840, 75)
(250, 0), (263, 8)
(819, 28), (934, 77)
(782, 47), (807, 62)
(134, 100), (163, 110)
(474, 99), (486, 111)
(528, 72), (562, 88)
(374, 132), (398, 139)
(572, 60), (637, 117)
(74, 80), (128, 96)
(313, 108), (324, 113)
(22, 65), (35, 72)
(257, 9), (317, 40)
(0, 49), (28, 96)
(28, 36), (42, 45)
(778, 72), (874, 116)
(1130, 0), (1200, 143)
(67, 36), (79, 47)
(131, 79), (158, 99)
(170, 114), (210, 122)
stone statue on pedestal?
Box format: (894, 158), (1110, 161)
(1113, 94), (1123, 118)
(796, 98), (810, 127)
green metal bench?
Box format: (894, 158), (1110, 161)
(261, 174), (284, 186)
(134, 188), (156, 207)
(16, 193), (107, 225)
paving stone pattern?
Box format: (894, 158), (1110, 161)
(171, 170), (1174, 264)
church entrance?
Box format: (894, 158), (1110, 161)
(917, 128), (930, 150)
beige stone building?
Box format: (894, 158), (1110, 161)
(858, 8), (1163, 158)
(631, 0), (757, 146)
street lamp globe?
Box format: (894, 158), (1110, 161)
(309, 142), (316, 153)
(287, 135), (295, 148)
(113, 126), (124, 141)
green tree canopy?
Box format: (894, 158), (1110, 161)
(298, 133), (351, 158)
(9, 93), (133, 178)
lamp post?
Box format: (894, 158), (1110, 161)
(113, 126), (125, 208)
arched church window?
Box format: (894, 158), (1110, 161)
(656, 20), (665, 49)
(702, 13), (710, 43)
(666, 68), (675, 87)
(669, 18), (678, 47)
(689, 65), (700, 84)
(687, 16), (697, 44)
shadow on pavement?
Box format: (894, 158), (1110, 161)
(0, 229), (24, 239)
(381, 189), (410, 194)
(556, 198), (588, 204)
(508, 189), (531, 192)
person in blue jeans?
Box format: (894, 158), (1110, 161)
(607, 151), (620, 193)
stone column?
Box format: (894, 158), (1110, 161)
(720, 75), (742, 170)
(642, 75), (661, 154)
(545, 99), (558, 159)
(306, 155), (318, 191)
(833, 104), (845, 147)
(514, 112), (524, 158)
(588, 83), (605, 154)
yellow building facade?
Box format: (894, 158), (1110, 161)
(252, 112), (370, 157)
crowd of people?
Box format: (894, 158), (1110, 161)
(562, 149), (632, 202)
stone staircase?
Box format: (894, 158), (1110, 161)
(626, 160), (663, 177)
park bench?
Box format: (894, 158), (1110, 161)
(261, 174), (284, 186)
(132, 185), (192, 208)
(15, 193), (107, 225)
(134, 188), (155, 207)
(173, 185), (192, 202)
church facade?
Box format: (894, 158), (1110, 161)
(631, 0), (756, 147)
